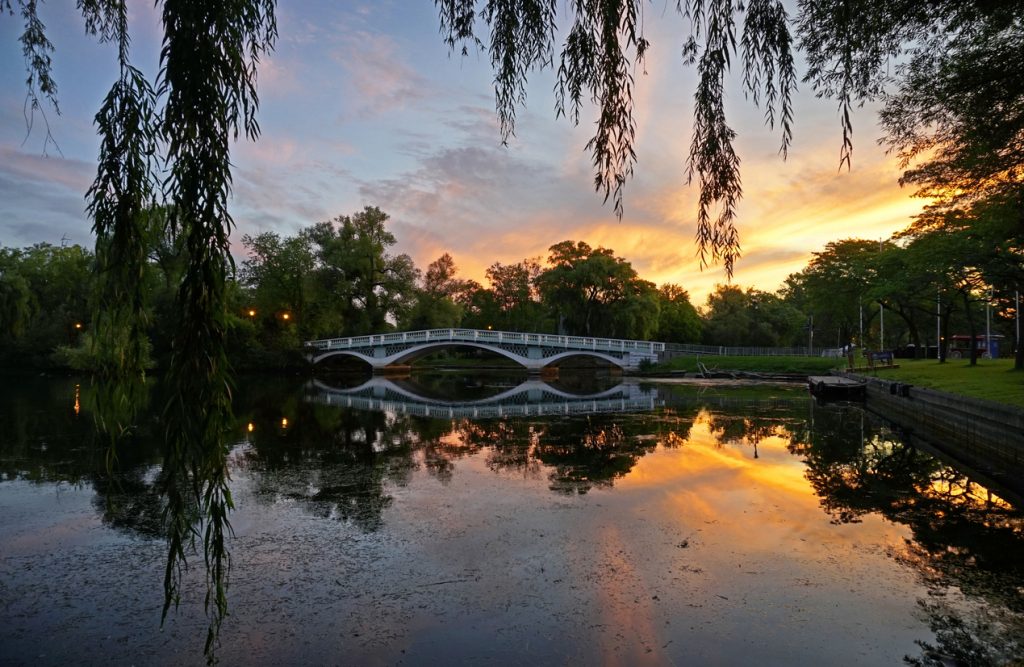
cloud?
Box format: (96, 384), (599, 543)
(0, 147), (94, 248)
(332, 30), (430, 119)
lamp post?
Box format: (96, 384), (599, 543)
(878, 239), (884, 351)
(985, 287), (992, 359)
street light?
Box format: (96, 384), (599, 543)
(247, 309), (256, 318)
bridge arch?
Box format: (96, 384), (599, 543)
(388, 341), (537, 368)
(311, 342), (629, 371)
(306, 328), (663, 371)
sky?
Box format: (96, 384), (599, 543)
(0, 1), (926, 305)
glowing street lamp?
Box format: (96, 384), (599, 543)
(247, 309), (256, 318)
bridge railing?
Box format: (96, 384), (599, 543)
(305, 328), (666, 354)
(660, 343), (831, 358)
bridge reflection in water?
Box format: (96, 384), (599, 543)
(307, 376), (661, 418)
(305, 376), (811, 420)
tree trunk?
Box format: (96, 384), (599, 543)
(963, 291), (978, 366)
(939, 304), (952, 363)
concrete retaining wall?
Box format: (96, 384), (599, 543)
(845, 373), (1024, 474)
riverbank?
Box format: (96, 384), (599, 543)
(847, 372), (1024, 504)
(855, 358), (1023, 408)
(643, 354), (839, 376)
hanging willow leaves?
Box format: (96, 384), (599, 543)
(437, 0), (795, 276)
(86, 0), (158, 380)
(156, 0), (276, 658)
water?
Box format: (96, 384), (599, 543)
(1, 374), (1022, 666)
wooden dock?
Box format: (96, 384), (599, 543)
(808, 375), (866, 400)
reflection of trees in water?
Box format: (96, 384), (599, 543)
(0, 378), (107, 483)
(241, 402), (419, 532)
(537, 416), (655, 495)
(456, 411), (697, 495)
(0, 377), (170, 536)
(793, 405), (1024, 665)
(701, 411), (802, 457)
(12, 376), (1024, 665)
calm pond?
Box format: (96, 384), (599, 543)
(2, 373), (1023, 666)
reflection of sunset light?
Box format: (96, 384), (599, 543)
(620, 414), (902, 548)
(73, 384), (80, 416)
(926, 479), (1013, 511)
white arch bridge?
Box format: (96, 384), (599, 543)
(304, 328), (665, 372)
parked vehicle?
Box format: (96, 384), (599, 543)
(947, 334), (1004, 359)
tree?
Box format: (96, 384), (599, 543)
(303, 207), (419, 335)
(878, 11), (1024, 366)
(701, 284), (804, 347)
(404, 253), (470, 330)
(238, 231), (318, 357)
(485, 258), (546, 331)
(655, 284), (701, 344)
(784, 239), (879, 348)
(536, 240), (656, 339)
(899, 203), (1020, 367)
(0, 243), (94, 366)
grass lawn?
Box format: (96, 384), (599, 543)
(651, 354), (840, 375)
(859, 358), (1024, 408)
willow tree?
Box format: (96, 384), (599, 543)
(8, 0), (276, 657)
(5, 0), (1021, 655)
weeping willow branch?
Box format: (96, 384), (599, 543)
(157, 0), (276, 659)
(438, 0), (798, 277)
(86, 0), (158, 380)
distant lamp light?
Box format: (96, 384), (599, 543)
(281, 417), (288, 428)
(74, 322), (82, 330)
(248, 309), (256, 317)
(282, 312), (291, 321)
(486, 324), (492, 330)
(247, 422), (255, 433)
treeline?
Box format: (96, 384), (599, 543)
(1, 201), (1019, 371)
(2, 206), (697, 371)
(784, 195), (1022, 366)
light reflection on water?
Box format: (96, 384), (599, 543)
(0, 374), (1022, 665)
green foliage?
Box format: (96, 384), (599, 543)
(656, 284), (702, 343)
(535, 240), (657, 339)
(0, 243), (93, 368)
(301, 207), (419, 335)
(784, 239), (880, 347)
(55, 331), (154, 373)
(702, 284), (805, 347)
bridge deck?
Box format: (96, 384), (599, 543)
(305, 328), (665, 354)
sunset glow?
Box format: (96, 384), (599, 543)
(0, 3), (928, 303)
